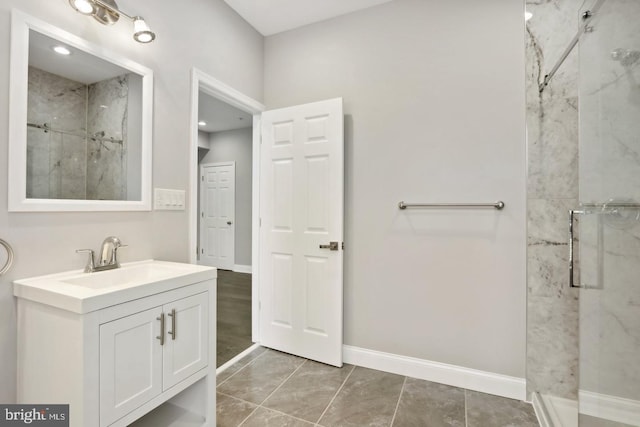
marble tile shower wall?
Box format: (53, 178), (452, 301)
(525, 0), (581, 399)
(27, 66), (87, 199)
(26, 67), (129, 200)
(86, 75), (129, 201)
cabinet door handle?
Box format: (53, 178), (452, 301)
(168, 309), (176, 340)
(156, 312), (165, 345)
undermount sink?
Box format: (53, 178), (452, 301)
(13, 260), (216, 314)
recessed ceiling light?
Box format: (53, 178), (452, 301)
(525, 11), (533, 21)
(198, 121), (207, 126)
(53, 45), (71, 55)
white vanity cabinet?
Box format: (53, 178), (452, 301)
(100, 292), (209, 426)
(14, 260), (216, 427)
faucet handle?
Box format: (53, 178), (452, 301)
(76, 249), (95, 273)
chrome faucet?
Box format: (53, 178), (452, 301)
(76, 236), (127, 273)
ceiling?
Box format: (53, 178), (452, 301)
(198, 92), (252, 133)
(202, 1), (397, 133)
(29, 30), (128, 84)
(223, 0), (394, 36)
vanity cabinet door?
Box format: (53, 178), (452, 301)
(100, 307), (164, 427)
(162, 292), (209, 390)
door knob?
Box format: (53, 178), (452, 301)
(227, 221), (232, 225)
(319, 241), (339, 251)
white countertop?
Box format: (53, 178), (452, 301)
(13, 259), (217, 314)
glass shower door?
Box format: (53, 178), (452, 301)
(578, 0), (640, 425)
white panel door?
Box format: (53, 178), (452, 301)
(99, 307), (163, 427)
(200, 162), (235, 270)
(260, 98), (344, 367)
(162, 292), (209, 390)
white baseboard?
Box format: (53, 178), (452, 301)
(233, 264), (252, 274)
(579, 390), (640, 427)
(342, 345), (526, 401)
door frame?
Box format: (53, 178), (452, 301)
(189, 68), (265, 341)
(199, 161), (236, 270)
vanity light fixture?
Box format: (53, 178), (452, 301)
(198, 121), (207, 126)
(68, 0), (156, 43)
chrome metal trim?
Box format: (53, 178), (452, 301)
(0, 239), (14, 276)
(398, 201), (505, 210)
(538, 0), (607, 93)
(580, 202), (640, 208)
(569, 209), (586, 288)
(27, 123), (123, 144)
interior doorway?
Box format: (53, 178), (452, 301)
(189, 69), (265, 368)
(197, 97), (252, 367)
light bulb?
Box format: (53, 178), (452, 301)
(69, 0), (95, 15)
(198, 121), (207, 126)
(525, 11), (533, 21)
(133, 17), (156, 43)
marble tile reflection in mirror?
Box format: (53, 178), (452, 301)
(8, 11), (152, 212)
(27, 31), (142, 201)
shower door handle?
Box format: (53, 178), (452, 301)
(569, 209), (584, 288)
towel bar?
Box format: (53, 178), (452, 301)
(398, 201), (505, 210)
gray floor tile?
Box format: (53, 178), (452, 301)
(466, 390), (539, 427)
(392, 378), (465, 427)
(263, 361), (355, 423)
(216, 393), (257, 427)
(318, 366), (405, 427)
(217, 346), (268, 385)
(217, 350), (304, 404)
(240, 407), (315, 427)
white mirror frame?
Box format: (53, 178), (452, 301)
(8, 10), (153, 212)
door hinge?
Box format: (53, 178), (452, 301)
(201, 211), (204, 218)
(259, 217), (262, 227)
(201, 175), (204, 182)
(201, 248), (204, 254)
(342, 242), (345, 250)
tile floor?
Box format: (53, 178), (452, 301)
(217, 270), (253, 367)
(216, 347), (540, 427)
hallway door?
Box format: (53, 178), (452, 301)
(200, 162), (235, 270)
(259, 98), (344, 367)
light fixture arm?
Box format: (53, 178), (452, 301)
(92, 0), (134, 20)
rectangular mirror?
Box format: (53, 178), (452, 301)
(8, 10), (153, 211)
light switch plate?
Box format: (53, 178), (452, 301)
(154, 188), (185, 210)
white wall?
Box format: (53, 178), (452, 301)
(200, 128), (253, 267)
(198, 130), (210, 150)
(264, 0), (527, 377)
(0, 0), (263, 402)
